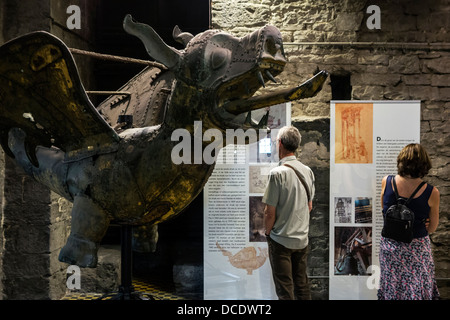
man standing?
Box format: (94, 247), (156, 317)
(262, 126), (315, 300)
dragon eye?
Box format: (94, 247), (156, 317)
(265, 38), (278, 56)
(210, 48), (229, 70)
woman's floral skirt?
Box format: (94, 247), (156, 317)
(378, 235), (440, 300)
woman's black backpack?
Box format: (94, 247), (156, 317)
(381, 176), (425, 243)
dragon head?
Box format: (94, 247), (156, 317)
(175, 24), (286, 95)
(123, 15), (327, 131)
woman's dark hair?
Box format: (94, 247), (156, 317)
(397, 143), (432, 178)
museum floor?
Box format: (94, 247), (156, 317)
(62, 277), (185, 300)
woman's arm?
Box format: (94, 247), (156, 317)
(427, 186), (440, 233)
(380, 175), (388, 212)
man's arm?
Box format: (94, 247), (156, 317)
(264, 204), (276, 236)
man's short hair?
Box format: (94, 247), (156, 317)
(277, 126), (302, 152)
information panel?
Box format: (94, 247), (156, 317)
(204, 103), (290, 300)
(329, 101), (421, 300)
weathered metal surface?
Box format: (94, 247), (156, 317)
(0, 34), (120, 167)
(97, 66), (173, 129)
(0, 15), (327, 267)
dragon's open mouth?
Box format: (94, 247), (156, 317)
(221, 70), (329, 116)
(217, 60), (286, 110)
(256, 59), (285, 87)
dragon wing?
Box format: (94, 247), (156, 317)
(0, 31), (120, 166)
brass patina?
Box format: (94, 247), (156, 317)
(0, 15), (327, 267)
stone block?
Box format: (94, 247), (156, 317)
(173, 264), (203, 299)
(383, 13), (418, 32)
(438, 88), (450, 101)
(389, 55), (421, 74)
(66, 245), (120, 294)
(424, 57), (450, 74)
(309, 214), (327, 238)
(50, 195), (72, 218)
(428, 119), (450, 133)
(334, 12), (364, 31)
(402, 74), (431, 86)
(382, 83), (411, 100)
(2, 252), (50, 278)
(352, 85), (385, 100)
(408, 85), (440, 101)
(15, 224), (51, 254)
(417, 12), (450, 32)
(351, 73), (401, 86)
(310, 278), (328, 300)
(49, 220), (70, 252)
(49, 249), (67, 275)
(358, 54), (389, 66)
(431, 74), (450, 86)
(3, 275), (50, 300)
(323, 52), (358, 65)
(421, 131), (450, 152)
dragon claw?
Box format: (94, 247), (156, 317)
(0, 128), (15, 159)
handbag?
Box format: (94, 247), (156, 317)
(381, 175), (425, 243)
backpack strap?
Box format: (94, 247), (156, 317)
(390, 175), (399, 200)
(283, 163), (311, 202)
(392, 175), (426, 204)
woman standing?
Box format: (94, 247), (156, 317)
(378, 143), (440, 300)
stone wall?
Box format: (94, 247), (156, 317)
(0, 0), (96, 299)
(212, 0), (450, 299)
(295, 119), (331, 299)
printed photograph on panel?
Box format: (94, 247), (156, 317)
(355, 197), (372, 223)
(249, 196), (266, 242)
(249, 165), (271, 194)
(334, 227), (372, 276)
(335, 103), (373, 163)
(334, 197), (352, 223)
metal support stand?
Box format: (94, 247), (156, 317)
(99, 225), (154, 300)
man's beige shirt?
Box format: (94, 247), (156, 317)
(262, 155), (315, 249)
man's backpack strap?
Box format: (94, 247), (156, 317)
(283, 163), (311, 202)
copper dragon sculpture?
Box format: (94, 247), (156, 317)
(0, 15), (327, 267)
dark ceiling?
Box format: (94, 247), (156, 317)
(93, 0), (210, 92)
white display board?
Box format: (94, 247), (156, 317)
(203, 103), (290, 300)
(329, 101), (421, 300)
